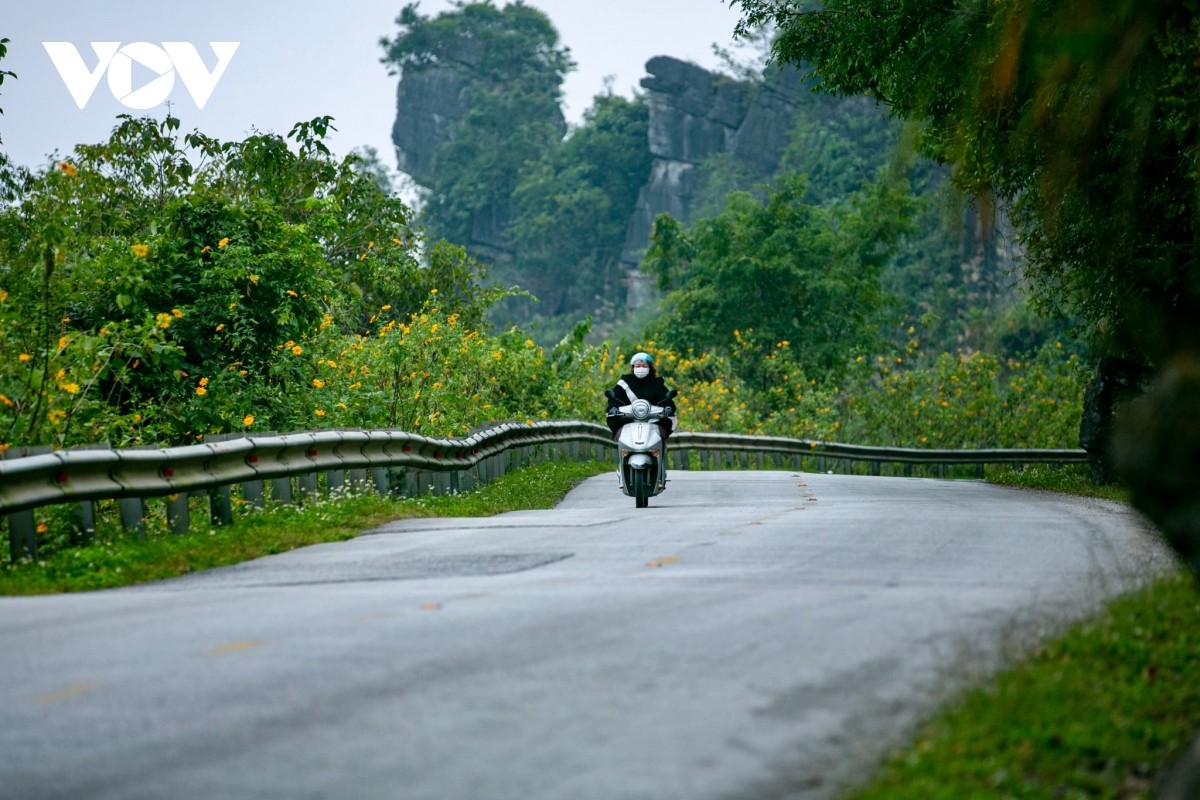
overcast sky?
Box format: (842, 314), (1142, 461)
(0, 0), (757, 177)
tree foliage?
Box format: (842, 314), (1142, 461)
(381, 2), (572, 252)
(0, 115), (501, 446)
(504, 93), (651, 321)
(733, 0), (1200, 365)
(642, 171), (915, 389)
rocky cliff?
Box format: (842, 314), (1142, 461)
(389, 54), (809, 274)
(619, 56), (809, 270)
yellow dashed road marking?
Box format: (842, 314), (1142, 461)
(36, 681), (101, 705)
(205, 640), (267, 656)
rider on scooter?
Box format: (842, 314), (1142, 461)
(606, 352), (677, 440)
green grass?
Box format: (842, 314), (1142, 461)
(989, 464), (1130, 502)
(838, 466), (1198, 799)
(0, 460), (610, 596)
(841, 572), (1200, 800)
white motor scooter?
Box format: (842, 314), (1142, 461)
(605, 389), (677, 508)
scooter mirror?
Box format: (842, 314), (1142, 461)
(604, 389), (616, 400)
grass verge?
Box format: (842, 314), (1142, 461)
(0, 460), (610, 596)
(840, 467), (1198, 799)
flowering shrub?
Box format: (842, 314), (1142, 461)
(0, 117), (1085, 457)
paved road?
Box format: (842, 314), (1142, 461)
(0, 471), (1174, 800)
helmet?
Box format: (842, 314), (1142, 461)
(630, 352), (653, 366)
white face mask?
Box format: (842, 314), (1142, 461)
(632, 365), (650, 379)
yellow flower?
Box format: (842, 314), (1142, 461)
(199, 377), (209, 387)
(132, 413), (143, 423)
(200, 245), (212, 254)
(430, 288), (438, 294)
(242, 414), (255, 427)
(218, 237), (230, 248)
(156, 313), (172, 329)
(0, 290), (7, 302)
(18, 353), (31, 363)
(57, 161), (78, 177)
(285, 290), (298, 298)
(312, 378), (325, 388)
(131, 243), (149, 258)
(195, 386), (207, 396)
(37, 522), (49, 534)
(171, 308), (184, 319)
(249, 274), (260, 284)
(381, 304), (392, 311)
(48, 409), (66, 424)
(215, 323), (225, 332)
(61, 383), (80, 395)
(291, 345), (303, 356)
(314, 408), (326, 417)
(0, 394), (13, 408)
(57, 335), (70, 351)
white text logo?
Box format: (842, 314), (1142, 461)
(43, 42), (239, 110)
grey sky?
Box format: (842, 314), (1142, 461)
(1, 1), (755, 176)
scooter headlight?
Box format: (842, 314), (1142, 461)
(631, 399), (651, 420)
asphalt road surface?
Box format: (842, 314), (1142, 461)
(0, 471), (1175, 800)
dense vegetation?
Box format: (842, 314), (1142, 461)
(733, 0), (1200, 368)
(0, 6), (1089, 459)
(379, 3), (650, 334)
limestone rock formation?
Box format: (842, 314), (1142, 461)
(620, 57), (808, 269)
(390, 65), (469, 184)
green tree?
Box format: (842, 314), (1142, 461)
(505, 93), (651, 323)
(0, 36), (16, 196)
(733, 0), (1200, 365)
(0, 114), (504, 446)
(642, 171), (914, 389)
(381, 2), (574, 253)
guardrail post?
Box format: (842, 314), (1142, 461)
(348, 468), (369, 489)
(167, 493), (190, 534)
(211, 486), (233, 526)
(271, 476), (293, 506)
(6, 509), (37, 562)
(119, 498), (146, 536)
(371, 467), (390, 496)
(241, 480), (265, 509)
(298, 471), (319, 502)
(73, 500), (96, 546)
(326, 468), (346, 495)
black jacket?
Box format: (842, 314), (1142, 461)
(606, 372), (676, 435)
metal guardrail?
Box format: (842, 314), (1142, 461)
(1, 421), (1090, 562)
(669, 432), (1090, 473)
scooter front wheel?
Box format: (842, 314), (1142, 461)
(632, 469), (650, 508)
